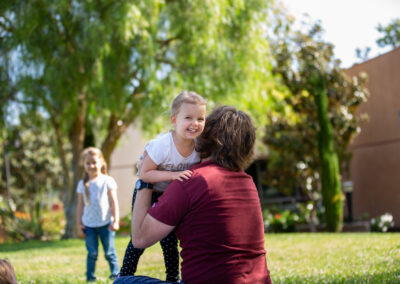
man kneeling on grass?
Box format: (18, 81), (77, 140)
(115, 106), (272, 284)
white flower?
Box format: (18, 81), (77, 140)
(297, 162), (306, 170)
(381, 213), (393, 223)
(371, 213), (395, 232)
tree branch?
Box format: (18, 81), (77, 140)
(0, 17), (14, 33)
(156, 36), (179, 47)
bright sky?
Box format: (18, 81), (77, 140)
(280, 0), (400, 68)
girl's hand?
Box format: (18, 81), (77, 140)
(171, 170), (193, 181)
(109, 222), (120, 231)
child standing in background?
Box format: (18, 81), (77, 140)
(119, 91), (207, 282)
(76, 147), (120, 282)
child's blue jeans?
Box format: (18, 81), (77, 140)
(85, 224), (119, 281)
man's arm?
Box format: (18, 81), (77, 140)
(131, 188), (175, 248)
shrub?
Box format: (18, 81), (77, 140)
(263, 209), (305, 232)
(370, 213), (395, 232)
(118, 214), (131, 236)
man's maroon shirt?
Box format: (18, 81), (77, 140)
(148, 160), (272, 284)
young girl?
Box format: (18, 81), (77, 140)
(76, 147), (120, 282)
(119, 91), (207, 282)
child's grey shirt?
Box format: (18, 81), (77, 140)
(77, 173), (117, 227)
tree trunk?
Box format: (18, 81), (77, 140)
(101, 114), (130, 167)
(3, 144), (14, 210)
(314, 87), (343, 232)
(63, 93), (87, 238)
(50, 113), (72, 189)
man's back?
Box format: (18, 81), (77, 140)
(150, 160), (271, 283)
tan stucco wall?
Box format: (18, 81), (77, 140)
(108, 126), (146, 217)
(346, 47), (400, 225)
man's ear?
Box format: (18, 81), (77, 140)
(170, 115), (176, 126)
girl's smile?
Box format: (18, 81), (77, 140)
(171, 103), (206, 141)
(84, 155), (102, 179)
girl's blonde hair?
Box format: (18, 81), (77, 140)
(171, 90), (207, 116)
(81, 147), (107, 205)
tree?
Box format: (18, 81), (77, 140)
(376, 19), (400, 49)
(0, 112), (63, 241)
(355, 18), (400, 61)
(265, 10), (368, 231)
(355, 47), (371, 61)
(1, 0), (273, 237)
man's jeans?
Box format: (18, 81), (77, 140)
(114, 275), (185, 284)
(85, 224), (119, 281)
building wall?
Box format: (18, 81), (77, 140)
(108, 126), (146, 217)
(346, 47), (400, 225)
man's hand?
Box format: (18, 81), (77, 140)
(171, 170), (193, 181)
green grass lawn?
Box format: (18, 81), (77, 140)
(1, 233), (399, 283)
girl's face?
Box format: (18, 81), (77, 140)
(84, 154), (102, 179)
(171, 103), (206, 141)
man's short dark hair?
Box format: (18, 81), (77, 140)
(196, 105), (256, 171)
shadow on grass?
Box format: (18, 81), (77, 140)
(0, 238), (82, 252)
(275, 270), (400, 284)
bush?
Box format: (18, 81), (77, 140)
(0, 200), (65, 242)
(118, 214), (131, 236)
(40, 203), (66, 240)
(370, 213), (395, 232)
(263, 209), (305, 232)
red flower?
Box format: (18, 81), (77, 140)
(275, 214), (281, 219)
(51, 203), (62, 211)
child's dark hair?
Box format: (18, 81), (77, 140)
(81, 147), (107, 205)
(0, 259), (17, 284)
(196, 105), (256, 171)
(171, 90), (207, 116)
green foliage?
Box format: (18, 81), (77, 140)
(264, 8), (369, 231)
(263, 208), (304, 233)
(355, 46), (371, 61)
(376, 18), (400, 49)
(1, 234), (399, 283)
(314, 87), (342, 231)
(117, 214), (131, 236)
(370, 213), (395, 232)
(0, 113), (63, 241)
(356, 18), (400, 61)
(40, 203), (66, 240)
(1, 0), (274, 237)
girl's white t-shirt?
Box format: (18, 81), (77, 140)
(144, 130), (200, 192)
(76, 173), (117, 228)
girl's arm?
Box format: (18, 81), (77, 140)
(140, 151), (192, 183)
(108, 189), (120, 231)
(76, 193), (85, 236)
